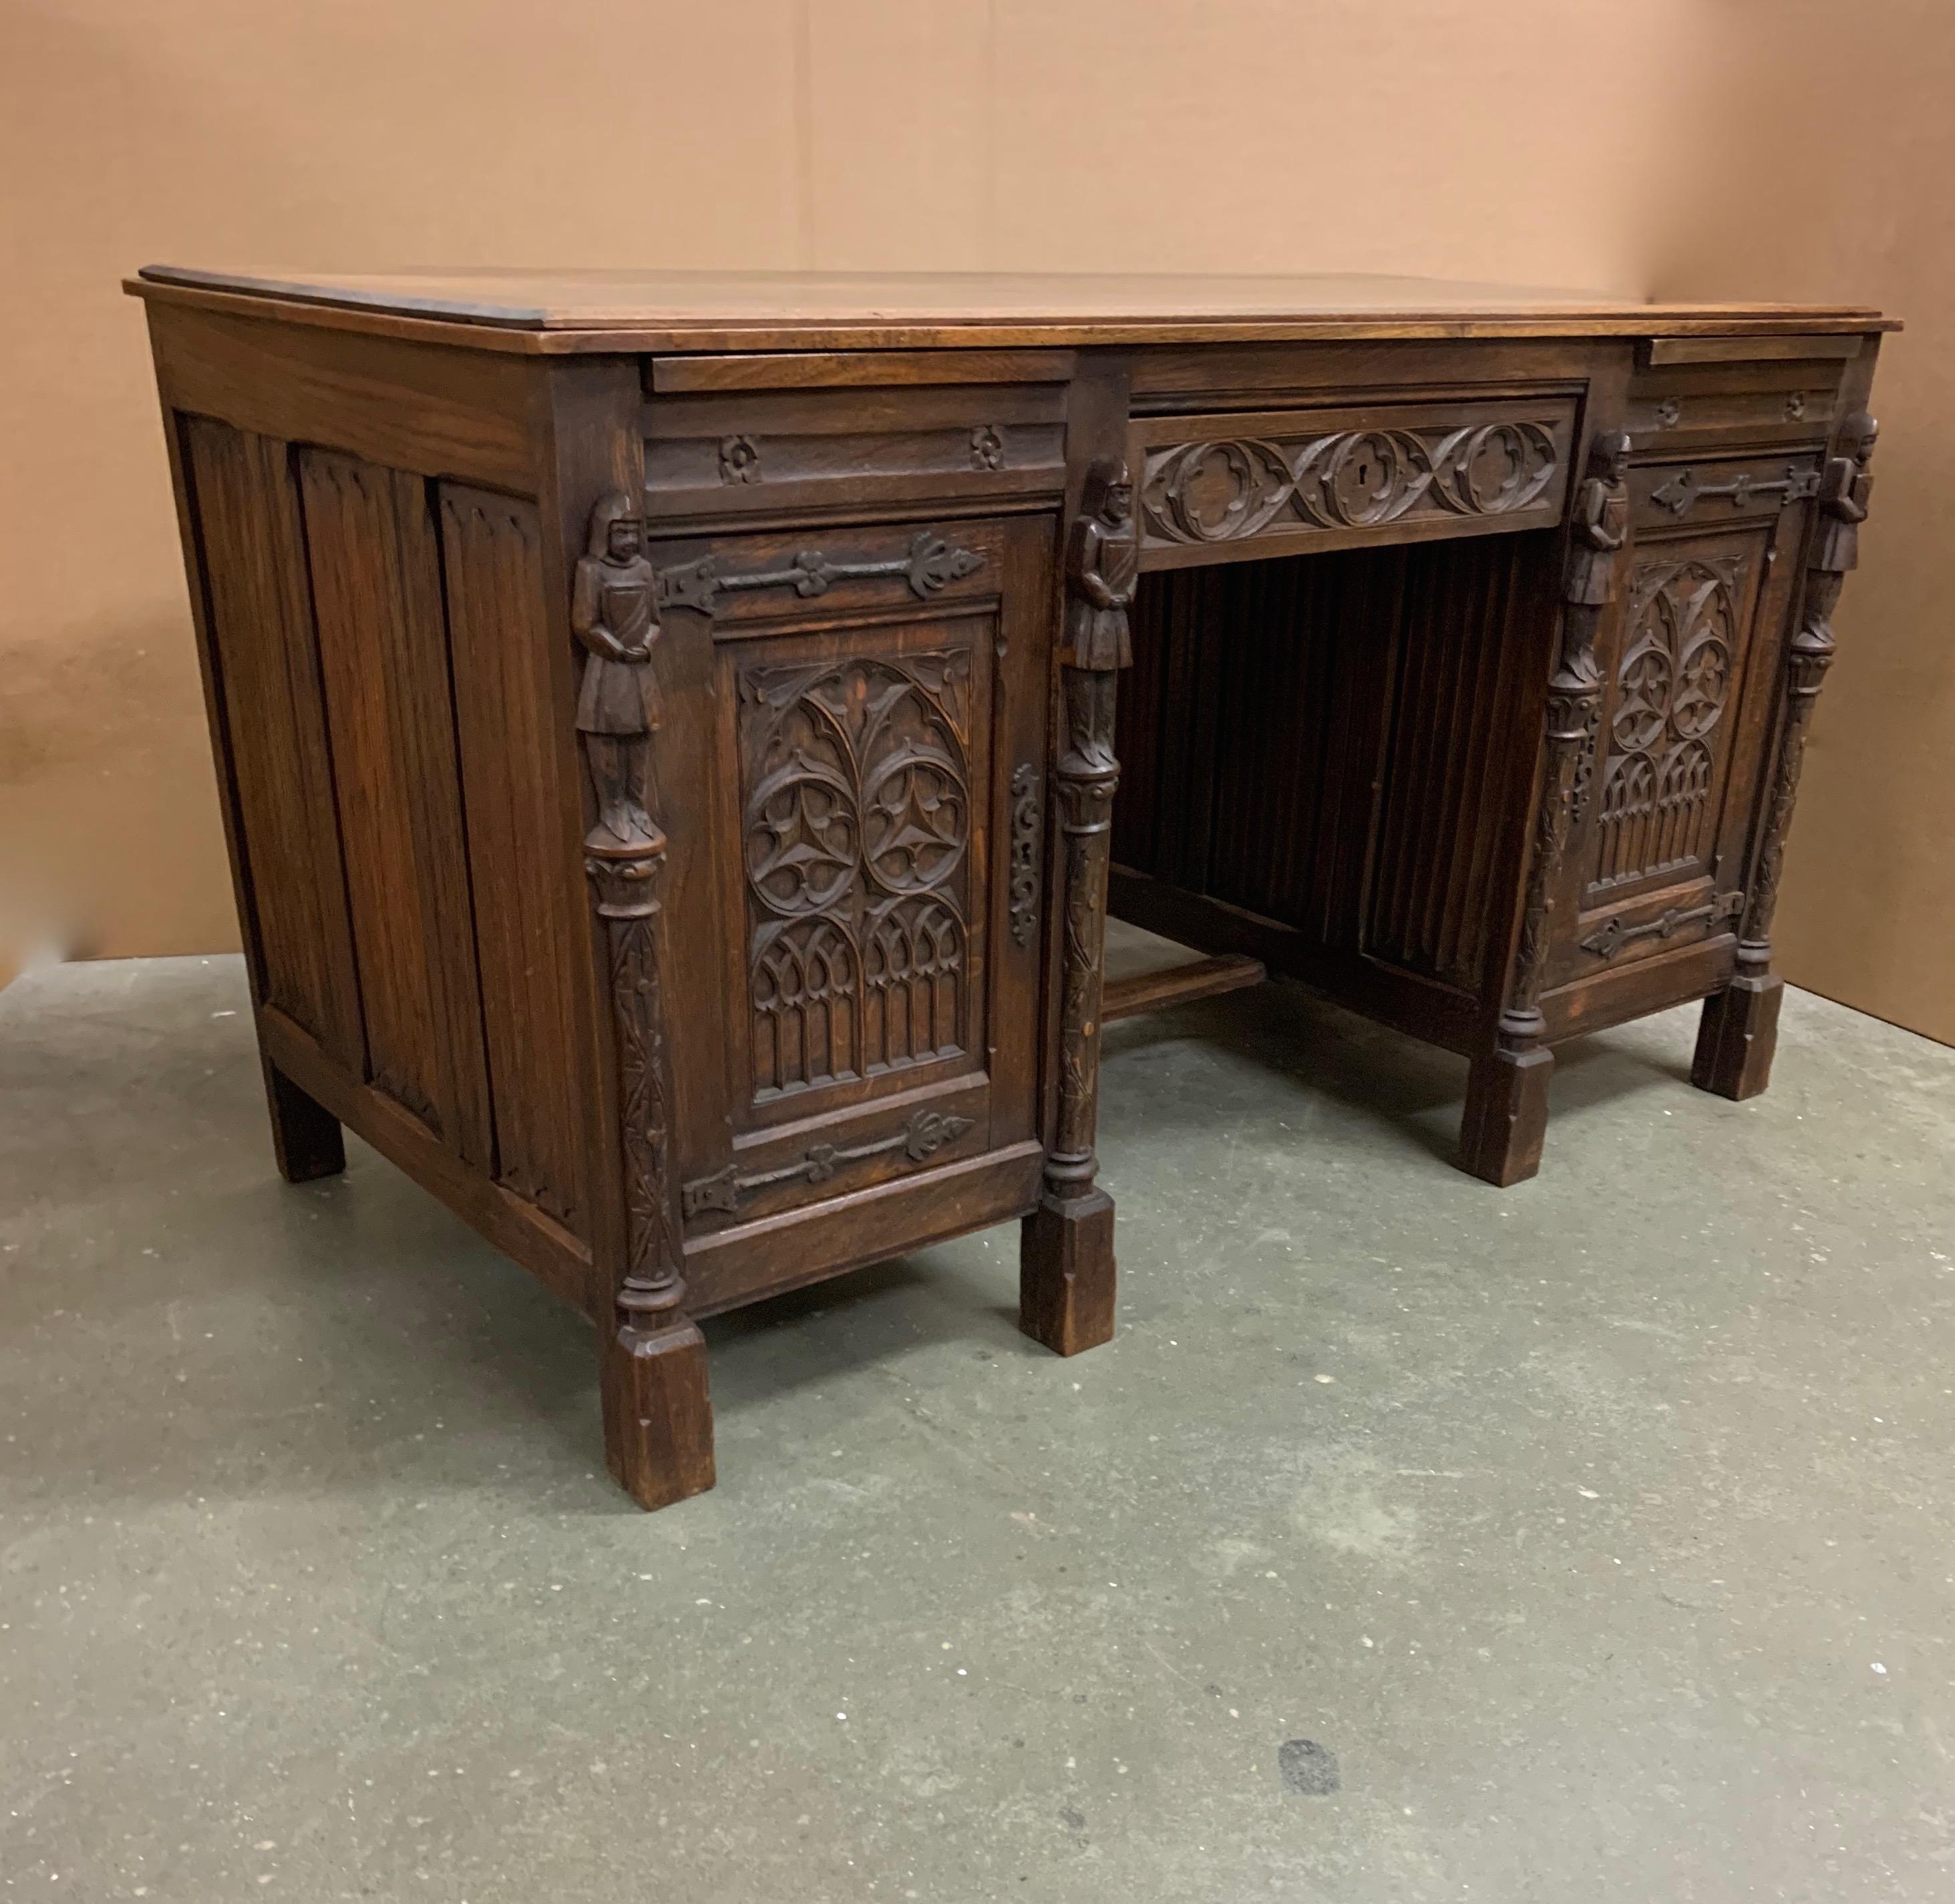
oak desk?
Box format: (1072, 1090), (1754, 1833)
(128, 268), (1891, 1509)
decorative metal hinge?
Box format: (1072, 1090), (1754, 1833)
(681, 1108), (976, 1219)
(1580, 890), (1743, 961)
(656, 530), (984, 617)
(1650, 464), (1820, 518)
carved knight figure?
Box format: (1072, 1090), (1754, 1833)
(1814, 412), (1878, 576)
(1063, 458), (1137, 672)
(572, 492), (662, 849)
(1564, 432), (1632, 608)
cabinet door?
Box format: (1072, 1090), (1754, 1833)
(655, 515), (1053, 1239)
(1552, 453), (1813, 983)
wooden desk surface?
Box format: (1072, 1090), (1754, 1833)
(129, 265), (1894, 355)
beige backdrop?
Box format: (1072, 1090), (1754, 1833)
(3, 1), (1947, 1039)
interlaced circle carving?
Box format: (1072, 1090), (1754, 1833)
(1140, 421), (1561, 547)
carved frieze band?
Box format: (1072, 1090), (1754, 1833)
(681, 1108), (976, 1220)
(657, 531), (983, 617)
(1139, 418), (1564, 551)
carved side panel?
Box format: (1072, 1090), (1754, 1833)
(299, 448), (494, 1167)
(740, 650), (976, 1102)
(181, 419), (363, 1067)
(1587, 544), (1757, 897)
(440, 485), (592, 1237)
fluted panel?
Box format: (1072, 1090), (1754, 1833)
(1364, 535), (1540, 991)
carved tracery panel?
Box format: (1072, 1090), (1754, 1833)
(1590, 553), (1747, 892)
(740, 652), (972, 1099)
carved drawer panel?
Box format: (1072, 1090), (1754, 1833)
(655, 514), (1052, 1238)
(643, 383), (1066, 524)
(1130, 397), (1576, 570)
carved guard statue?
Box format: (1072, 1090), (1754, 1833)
(1060, 458), (1136, 774)
(572, 491), (664, 876)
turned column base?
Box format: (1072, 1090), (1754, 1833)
(263, 1058), (345, 1184)
(600, 1315), (715, 1511)
(1020, 1187), (1117, 1356)
(1693, 971), (1783, 1102)
(1458, 1044), (1554, 1187)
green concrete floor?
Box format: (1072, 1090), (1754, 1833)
(2, 939), (1952, 1903)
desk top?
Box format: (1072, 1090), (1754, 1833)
(129, 265), (1895, 357)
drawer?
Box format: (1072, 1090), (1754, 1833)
(1131, 396), (1577, 569)
(642, 383), (1067, 524)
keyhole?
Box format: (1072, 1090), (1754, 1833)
(1356, 458), (1373, 487)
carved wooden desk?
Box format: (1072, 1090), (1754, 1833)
(129, 268), (1890, 1509)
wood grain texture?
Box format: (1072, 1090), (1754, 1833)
(299, 448), (493, 1165)
(180, 418), (364, 1066)
(1101, 955), (1266, 1023)
(130, 266), (1896, 355)
(140, 279), (1889, 1512)
(439, 484), (594, 1237)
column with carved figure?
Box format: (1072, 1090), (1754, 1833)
(1020, 458), (1134, 1353)
(1694, 413), (1878, 1100)
(1461, 434), (1630, 1186)
(574, 492), (715, 1509)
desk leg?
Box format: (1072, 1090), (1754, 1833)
(588, 860), (716, 1510)
(576, 544), (716, 1509)
(1460, 1046), (1554, 1187)
(1458, 453), (1616, 1188)
(262, 1056), (346, 1183)
(1022, 661), (1119, 1356)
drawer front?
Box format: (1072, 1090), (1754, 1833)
(1131, 397), (1577, 569)
(643, 383), (1067, 524)
(651, 515), (1052, 1237)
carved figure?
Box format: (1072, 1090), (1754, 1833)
(1814, 412), (1878, 577)
(1063, 459), (1137, 671)
(1564, 431), (1631, 607)
(572, 492), (661, 851)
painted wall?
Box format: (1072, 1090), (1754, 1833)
(2, 1), (1944, 1041)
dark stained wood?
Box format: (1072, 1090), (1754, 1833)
(260, 1004), (595, 1313)
(262, 1060), (346, 1184)
(137, 265), (1890, 1509)
(151, 304), (535, 488)
(300, 447), (495, 1168)
(1102, 955), (1266, 1023)
(130, 266), (1897, 355)
(178, 418), (363, 1071)
(439, 486), (595, 1239)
